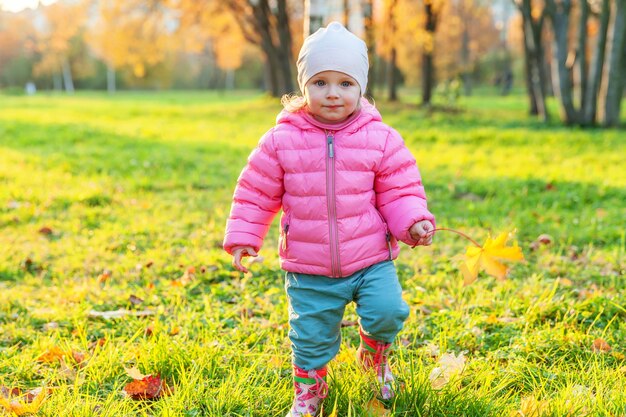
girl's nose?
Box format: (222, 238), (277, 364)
(326, 84), (339, 98)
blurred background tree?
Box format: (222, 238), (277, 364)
(0, 0), (623, 126)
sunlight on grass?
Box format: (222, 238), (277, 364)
(1, 92), (624, 416)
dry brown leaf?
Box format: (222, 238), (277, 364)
(97, 270), (112, 284)
(591, 338), (611, 353)
(123, 375), (173, 400)
(38, 226), (53, 235)
(129, 294), (144, 305)
(72, 350), (87, 367)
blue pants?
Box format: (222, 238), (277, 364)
(285, 260), (410, 371)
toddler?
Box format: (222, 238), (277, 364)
(223, 22), (435, 417)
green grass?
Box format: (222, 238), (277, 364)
(0, 91), (625, 416)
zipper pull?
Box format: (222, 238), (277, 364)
(327, 133), (334, 158)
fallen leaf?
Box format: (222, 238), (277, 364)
(43, 322), (59, 331)
(125, 366), (150, 380)
(129, 295), (144, 305)
(460, 231), (525, 285)
(37, 346), (66, 363)
(364, 398), (390, 416)
(591, 338), (611, 353)
(38, 226), (53, 235)
(72, 350), (87, 366)
(123, 375), (172, 400)
(429, 352), (466, 390)
(519, 395), (548, 417)
(169, 327), (180, 336)
(0, 387), (48, 415)
(88, 309), (154, 320)
(97, 270), (112, 284)
(88, 338), (106, 350)
(58, 358), (77, 381)
(340, 320), (358, 328)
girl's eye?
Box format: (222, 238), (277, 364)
(314, 80), (325, 86)
(341, 81), (352, 87)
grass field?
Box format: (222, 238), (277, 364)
(1, 91), (625, 416)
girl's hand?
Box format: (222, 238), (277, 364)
(409, 220), (434, 246)
(231, 246), (258, 273)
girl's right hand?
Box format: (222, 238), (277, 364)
(231, 246), (258, 273)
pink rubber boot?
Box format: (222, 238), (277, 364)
(285, 366), (328, 417)
(356, 328), (396, 400)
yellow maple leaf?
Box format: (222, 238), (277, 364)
(0, 388), (48, 416)
(364, 398), (391, 416)
(460, 231), (524, 285)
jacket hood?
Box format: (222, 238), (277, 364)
(276, 97), (382, 132)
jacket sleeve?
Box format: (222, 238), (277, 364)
(223, 129), (284, 254)
(374, 128), (435, 246)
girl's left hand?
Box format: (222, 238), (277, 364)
(409, 220), (434, 246)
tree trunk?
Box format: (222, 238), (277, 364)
(275, 0), (294, 93)
(387, 0), (399, 101)
(522, 19), (539, 115)
(546, 0), (578, 124)
(575, 0), (589, 110)
(421, 2), (438, 106)
(388, 48), (398, 101)
(304, 0), (325, 36)
(343, 0), (350, 30)
(226, 0), (294, 97)
(599, 0), (626, 126)
(363, 0), (376, 97)
(62, 59), (74, 93)
(461, 23), (472, 96)
(107, 64), (116, 93)
(582, 0), (610, 124)
(53, 73), (62, 91)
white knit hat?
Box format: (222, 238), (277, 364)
(297, 22), (369, 94)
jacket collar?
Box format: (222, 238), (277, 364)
(276, 97), (382, 133)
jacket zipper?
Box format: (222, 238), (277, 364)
(325, 130), (341, 277)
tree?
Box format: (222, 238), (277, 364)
(225, 0), (295, 97)
(304, 0), (325, 35)
(363, 0), (376, 97)
(383, 0), (400, 101)
(421, 0), (444, 106)
(34, 0), (88, 93)
(86, 0), (171, 92)
(515, 0), (550, 121)
(544, 0), (623, 126)
(170, 0), (246, 89)
(0, 12), (36, 87)
(598, 0), (626, 126)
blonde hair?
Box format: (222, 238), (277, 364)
(281, 93), (307, 112)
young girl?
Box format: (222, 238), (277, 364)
(223, 22), (435, 417)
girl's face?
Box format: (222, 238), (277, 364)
(304, 71), (361, 124)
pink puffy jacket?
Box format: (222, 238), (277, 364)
(223, 99), (435, 278)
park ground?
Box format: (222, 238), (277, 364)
(0, 91), (625, 416)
